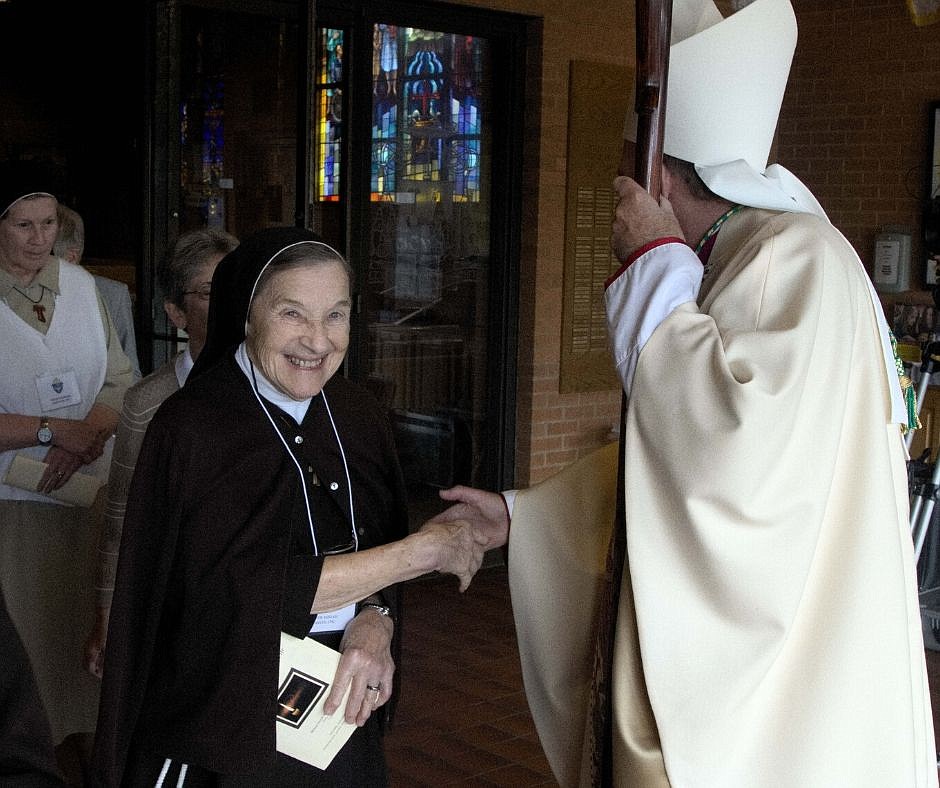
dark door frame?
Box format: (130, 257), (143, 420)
(143, 0), (301, 372)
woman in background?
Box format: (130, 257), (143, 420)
(0, 160), (133, 780)
(83, 227), (239, 678)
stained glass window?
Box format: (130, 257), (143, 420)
(315, 28), (344, 202)
(449, 35), (482, 202)
(373, 27), (485, 203)
(372, 24), (399, 197)
(313, 24), (486, 204)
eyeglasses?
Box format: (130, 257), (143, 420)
(182, 284), (212, 301)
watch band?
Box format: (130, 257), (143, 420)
(358, 601), (393, 619)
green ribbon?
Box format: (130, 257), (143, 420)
(890, 330), (920, 434)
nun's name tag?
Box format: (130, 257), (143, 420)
(36, 370), (81, 411)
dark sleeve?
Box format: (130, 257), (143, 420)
(0, 587), (66, 787)
(89, 418), (186, 788)
(281, 555), (323, 638)
(378, 400), (409, 622)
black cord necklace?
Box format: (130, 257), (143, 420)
(12, 284), (44, 304)
(11, 283), (50, 322)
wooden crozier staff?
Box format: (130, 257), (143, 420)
(585, 1), (672, 784)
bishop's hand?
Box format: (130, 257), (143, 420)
(610, 175), (683, 261)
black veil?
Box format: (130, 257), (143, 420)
(189, 226), (337, 382)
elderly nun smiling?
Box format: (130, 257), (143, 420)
(92, 227), (489, 788)
(245, 242), (352, 401)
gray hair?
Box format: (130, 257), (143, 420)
(160, 228), (240, 308)
(53, 204), (84, 261)
(663, 155), (722, 202)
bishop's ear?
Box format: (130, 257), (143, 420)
(659, 159), (676, 201)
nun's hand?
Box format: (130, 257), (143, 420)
(323, 612), (395, 726)
(415, 518), (488, 592)
(47, 418), (109, 465)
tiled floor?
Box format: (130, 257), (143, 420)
(384, 565), (556, 787)
(387, 564), (940, 787)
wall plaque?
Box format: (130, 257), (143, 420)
(560, 61), (633, 393)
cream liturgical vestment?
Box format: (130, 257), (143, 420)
(508, 207), (937, 787)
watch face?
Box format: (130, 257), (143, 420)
(38, 425), (53, 444)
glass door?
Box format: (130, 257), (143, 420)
(312, 1), (527, 526)
(360, 24), (491, 522)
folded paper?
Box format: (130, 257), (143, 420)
(276, 633), (357, 769)
(3, 454), (102, 507)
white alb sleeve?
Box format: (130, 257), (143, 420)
(604, 242), (703, 397)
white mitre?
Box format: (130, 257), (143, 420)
(627, 0), (825, 217)
(627, 0), (909, 426)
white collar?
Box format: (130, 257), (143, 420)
(235, 342), (312, 423)
(175, 346), (195, 387)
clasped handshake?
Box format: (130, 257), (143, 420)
(416, 485), (511, 591)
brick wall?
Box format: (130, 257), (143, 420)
(519, 0), (630, 483)
(778, 0), (940, 289)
